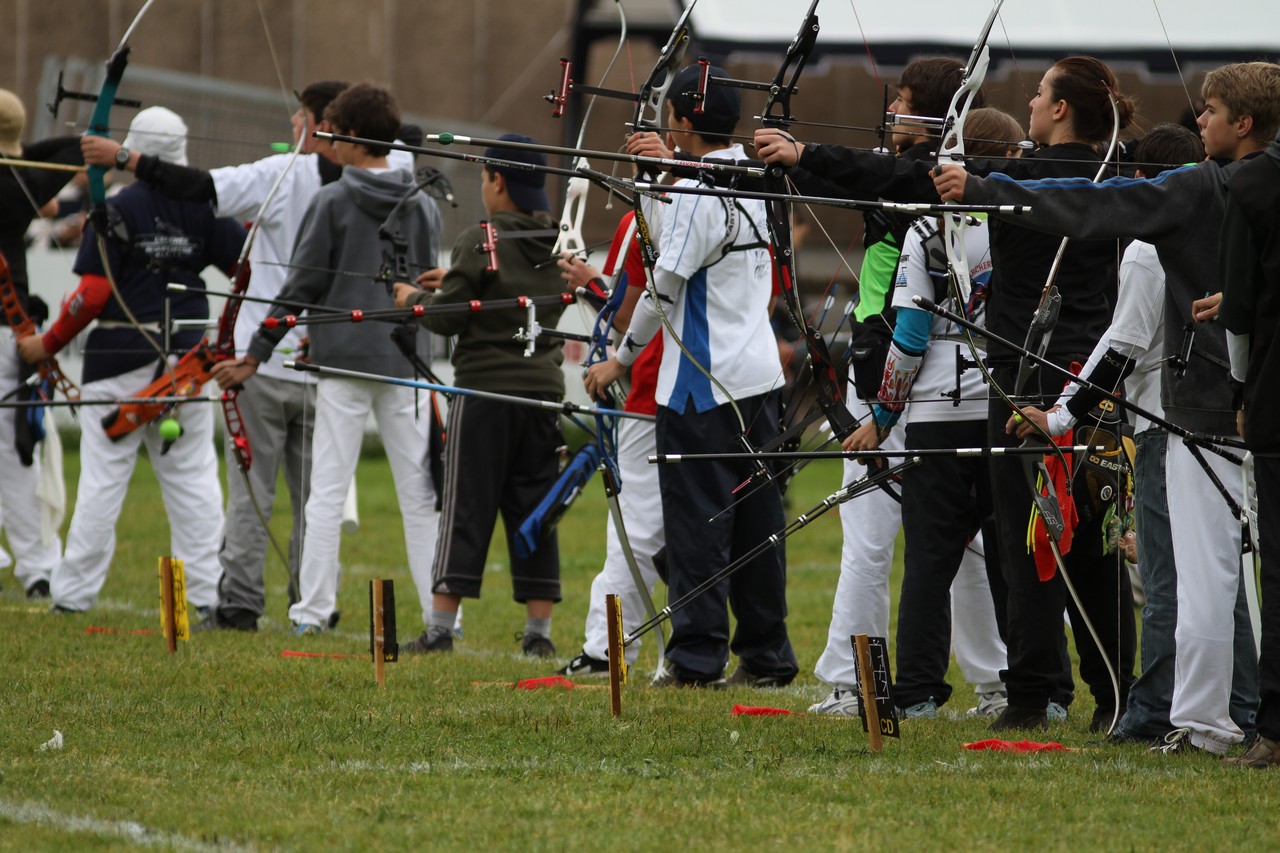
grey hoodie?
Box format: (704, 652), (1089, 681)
(965, 159), (1247, 436)
(250, 166), (441, 376)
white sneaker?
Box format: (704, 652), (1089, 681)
(966, 690), (1010, 718)
(808, 688), (861, 716)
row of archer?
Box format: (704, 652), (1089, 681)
(3, 1), (1270, 765)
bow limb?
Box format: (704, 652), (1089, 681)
(87, 1), (171, 382)
(585, 214), (666, 663)
(631, 0), (698, 140)
(553, 0), (627, 259)
(757, 0), (858, 448)
(0, 250), (79, 403)
(984, 30), (1121, 732)
(1032, 95), (1124, 736)
(208, 4), (309, 586)
(938, 1), (1119, 731)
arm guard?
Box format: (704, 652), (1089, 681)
(42, 274), (112, 353)
(1065, 346), (1134, 421)
(877, 339), (923, 414)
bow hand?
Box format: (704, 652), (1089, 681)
(1007, 405), (1054, 439)
(753, 128), (804, 167)
(1192, 291), (1221, 323)
(842, 419), (888, 469)
(557, 255), (600, 292)
(933, 164), (969, 202)
(393, 280), (425, 308)
(80, 136), (131, 171)
(413, 268), (446, 290)
(16, 334), (51, 365)
(211, 357), (258, 391)
(624, 132), (672, 170)
(584, 358), (625, 406)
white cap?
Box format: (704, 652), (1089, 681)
(123, 106), (188, 165)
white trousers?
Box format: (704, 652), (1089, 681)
(51, 363), (224, 611)
(814, 437), (903, 689)
(814, 396), (1006, 693)
(1168, 438), (1247, 752)
(287, 376), (438, 628)
(0, 330), (60, 591)
(581, 417), (665, 665)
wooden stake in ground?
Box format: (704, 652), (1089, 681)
(853, 634), (883, 752)
(157, 556), (189, 654)
(368, 579), (398, 687)
(606, 593), (626, 717)
(372, 580), (386, 686)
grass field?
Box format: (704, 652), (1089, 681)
(2, 440), (1277, 851)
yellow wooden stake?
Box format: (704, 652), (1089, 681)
(158, 557), (189, 652)
(606, 594), (626, 717)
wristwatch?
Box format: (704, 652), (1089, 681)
(114, 147), (131, 170)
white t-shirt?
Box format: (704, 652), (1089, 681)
(211, 147), (414, 382)
(617, 144), (781, 412)
(889, 216), (992, 424)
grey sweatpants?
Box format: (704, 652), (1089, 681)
(215, 373), (314, 619)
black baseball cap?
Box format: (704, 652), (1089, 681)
(668, 64), (741, 137)
(482, 133), (551, 212)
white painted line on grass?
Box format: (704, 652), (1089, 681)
(0, 798), (253, 851)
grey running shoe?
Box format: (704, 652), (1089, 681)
(966, 690), (1009, 718)
(808, 688), (861, 717)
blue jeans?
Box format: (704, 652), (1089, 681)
(1116, 430), (1259, 739)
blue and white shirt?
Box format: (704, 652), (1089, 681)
(616, 144), (781, 413)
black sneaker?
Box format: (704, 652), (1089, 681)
(724, 664), (793, 689)
(521, 633), (556, 658)
(990, 705), (1049, 732)
(25, 580), (50, 599)
(401, 629), (454, 654)
(1151, 727), (1207, 756)
(1101, 729), (1166, 748)
(49, 604), (82, 614)
(193, 608), (258, 632)
(650, 659), (726, 689)
(556, 650), (609, 678)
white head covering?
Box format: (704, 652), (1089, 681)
(123, 106), (188, 165)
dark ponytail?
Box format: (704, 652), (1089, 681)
(1049, 56), (1135, 145)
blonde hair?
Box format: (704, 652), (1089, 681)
(1202, 62), (1280, 143)
(964, 107), (1025, 158)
